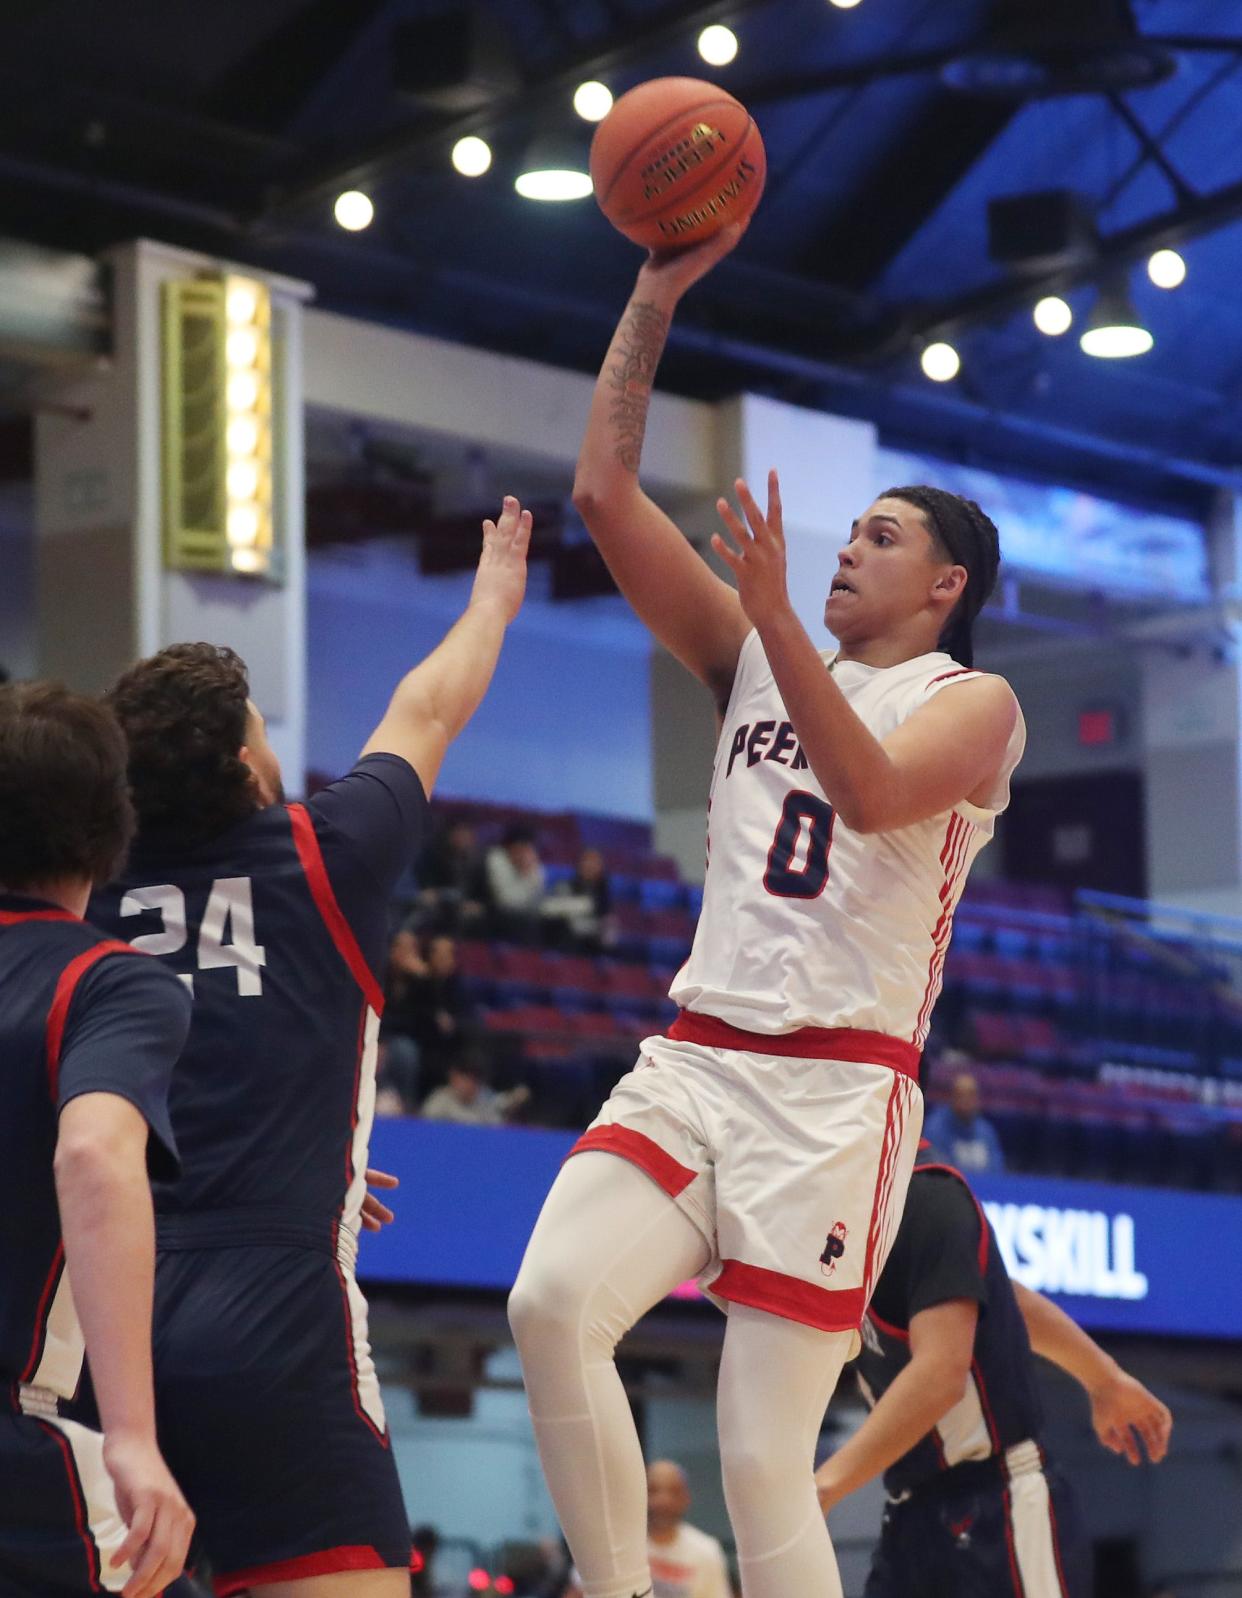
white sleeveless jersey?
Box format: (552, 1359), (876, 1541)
(669, 632), (1026, 1044)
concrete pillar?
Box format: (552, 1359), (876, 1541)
(1142, 490), (1242, 913)
(34, 239), (311, 785)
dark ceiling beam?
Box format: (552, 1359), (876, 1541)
(203, 0), (396, 135)
(795, 96), (1016, 291)
(254, 0), (780, 224)
(1105, 91), (1195, 205)
(908, 170), (1242, 345)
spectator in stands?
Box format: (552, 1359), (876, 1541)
(416, 817), (486, 932)
(545, 846), (617, 952)
(647, 1459), (732, 1598)
(923, 1068), (1006, 1173)
(421, 1053), (530, 1126)
(485, 824), (547, 942)
(378, 927), (431, 1112)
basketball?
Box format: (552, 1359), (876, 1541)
(590, 77), (766, 250)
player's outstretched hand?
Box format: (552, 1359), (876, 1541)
(470, 496), (532, 625)
(361, 1166), (399, 1232)
(104, 1432), (195, 1598)
(712, 469), (790, 630)
(1089, 1368), (1172, 1465)
(638, 219), (749, 302)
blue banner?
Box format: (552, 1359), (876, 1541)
(361, 1121), (1242, 1340)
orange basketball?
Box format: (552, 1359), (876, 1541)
(590, 77), (766, 250)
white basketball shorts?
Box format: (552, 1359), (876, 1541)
(569, 1010), (923, 1334)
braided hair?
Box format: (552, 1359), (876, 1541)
(880, 486), (1000, 668)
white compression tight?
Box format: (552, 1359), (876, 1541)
(508, 1152), (852, 1598)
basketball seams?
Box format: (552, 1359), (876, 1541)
(595, 96), (748, 209)
(614, 119), (762, 232)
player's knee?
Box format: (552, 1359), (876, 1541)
(718, 1430), (782, 1512)
(507, 1264), (577, 1355)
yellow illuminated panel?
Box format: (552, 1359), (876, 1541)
(161, 273), (275, 578)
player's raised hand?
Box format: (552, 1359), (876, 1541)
(638, 219), (749, 302)
(471, 496), (532, 624)
(361, 1166), (399, 1232)
(104, 1432), (194, 1598)
(1089, 1369), (1172, 1465)
(711, 469), (790, 629)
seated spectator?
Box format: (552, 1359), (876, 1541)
(415, 817), (486, 932)
(923, 1068), (1006, 1173)
(543, 846), (616, 952)
(377, 927), (430, 1112)
(421, 1055), (531, 1126)
(485, 824), (547, 943)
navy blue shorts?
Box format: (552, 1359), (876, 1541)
(0, 1409), (130, 1597)
(865, 1458), (1091, 1598)
(152, 1236), (411, 1595)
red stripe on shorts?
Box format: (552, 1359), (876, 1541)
(666, 1010), (920, 1079)
(712, 1260), (865, 1333)
(568, 1125), (697, 1198)
(214, 1545), (388, 1595)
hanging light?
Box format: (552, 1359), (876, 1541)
(452, 136), (492, 177)
(698, 24), (738, 65)
(333, 190), (374, 230)
(1079, 278), (1153, 358)
(828, 0), (863, 8)
(573, 81), (614, 121)
(921, 341), (961, 382)
(515, 134), (592, 201)
(1147, 247), (1186, 289)
(1033, 295), (1073, 335)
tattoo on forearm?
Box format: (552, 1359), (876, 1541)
(606, 301), (670, 473)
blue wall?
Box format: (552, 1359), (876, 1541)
(362, 1120), (1242, 1341)
(306, 544), (654, 817)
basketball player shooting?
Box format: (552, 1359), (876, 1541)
(509, 227), (1026, 1598)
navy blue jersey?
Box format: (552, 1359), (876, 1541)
(90, 755), (427, 1242)
(0, 896), (187, 1404)
(856, 1165), (1044, 1495)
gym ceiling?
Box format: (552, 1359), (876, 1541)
(3, 0), (1241, 515)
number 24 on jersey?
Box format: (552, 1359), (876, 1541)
(120, 878), (266, 997)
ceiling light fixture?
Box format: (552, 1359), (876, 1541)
(333, 190), (374, 230)
(515, 134), (593, 201)
(451, 136), (492, 176)
(698, 24), (738, 66)
(1033, 295), (1073, 335)
(1079, 279), (1153, 358)
(921, 341), (961, 382)
(828, 0), (863, 8)
(1147, 247), (1186, 289)
(573, 81), (614, 121)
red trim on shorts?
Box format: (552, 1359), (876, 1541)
(287, 804), (385, 1015)
(569, 1125), (697, 1198)
(1001, 1481), (1028, 1598)
(713, 1260), (864, 1333)
(214, 1544), (388, 1594)
(1046, 1476), (1071, 1598)
(37, 1419), (102, 1592)
(333, 1004), (387, 1447)
(861, 1076), (902, 1303)
(927, 669), (978, 689)
(666, 1010), (920, 1080)
(46, 942), (135, 1099)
